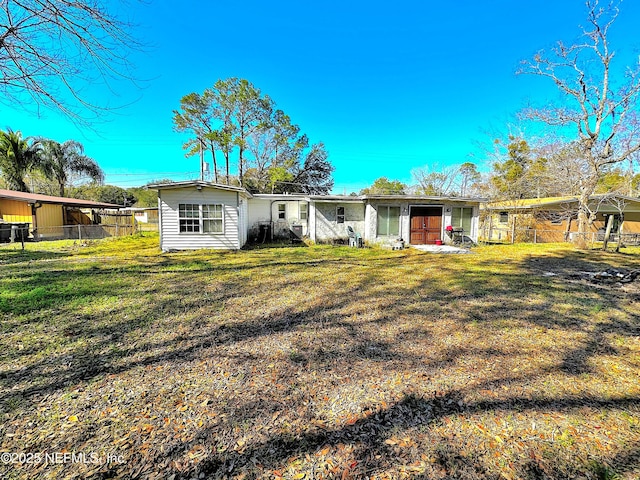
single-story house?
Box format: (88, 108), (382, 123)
(0, 189), (121, 239)
(151, 181), (484, 251)
(481, 195), (640, 243)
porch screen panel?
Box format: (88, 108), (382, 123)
(377, 206), (400, 236)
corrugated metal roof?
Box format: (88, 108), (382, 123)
(486, 194), (640, 210)
(0, 189), (121, 208)
(486, 196), (577, 209)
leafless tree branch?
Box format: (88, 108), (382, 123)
(517, 0), (640, 244)
(0, 0), (145, 124)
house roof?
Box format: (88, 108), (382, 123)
(147, 181), (251, 197)
(147, 181), (486, 204)
(252, 193), (310, 201)
(0, 189), (121, 209)
(486, 194), (640, 211)
(253, 193), (485, 203)
(360, 194), (486, 203)
(308, 194), (365, 203)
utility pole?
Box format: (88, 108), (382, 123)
(199, 139), (205, 181)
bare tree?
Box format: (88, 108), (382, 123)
(412, 165), (460, 196)
(413, 163), (483, 197)
(519, 0), (640, 247)
(0, 0), (143, 122)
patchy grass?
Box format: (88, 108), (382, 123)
(1, 235), (640, 479)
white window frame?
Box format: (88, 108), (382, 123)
(300, 202), (308, 221)
(178, 203), (200, 233)
(202, 204), (224, 233)
(499, 211), (509, 224)
(277, 203), (286, 220)
(178, 203), (224, 234)
(336, 206), (345, 224)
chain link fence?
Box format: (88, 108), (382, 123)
(479, 226), (569, 244)
(135, 220), (159, 232)
(479, 226), (640, 247)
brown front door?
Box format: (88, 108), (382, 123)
(410, 207), (442, 245)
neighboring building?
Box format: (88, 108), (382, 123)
(0, 189), (120, 239)
(120, 207), (159, 231)
(151, 181), (484, 251)
(482, 195), (640, 243)
(120, 207), (159, 224)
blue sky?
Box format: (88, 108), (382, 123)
(5, 0), (640, 193)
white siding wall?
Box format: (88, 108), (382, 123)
(238, 195), (249, 247)
(309, 202), (317, 241)
(159, 187), (240, 251)
(247, 198), (271, 226)
(246, 198), (271, 241)
(271, 200), (309, 238)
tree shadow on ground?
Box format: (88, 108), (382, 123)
(0, 246), (69, 264)
(145, 392), (640, 479)
(3, 246), (640, 479)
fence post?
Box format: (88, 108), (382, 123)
(78, 224), (82, 241)
(534, 229), (537, 244)
(488, 215), (493, 242)
(116, 223), (119, 237)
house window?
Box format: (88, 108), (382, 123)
(451, 207), (473, 233)
(499, 211), (509, 223)
(179, 203), (224, 234)
(278, 204), (286, 220)
(203, 204), (223, 233)
(300, 203), (308, 221)
(377, 206), (400, 236)
(179, 204), (200, 233)
(336, 206), (345, 224)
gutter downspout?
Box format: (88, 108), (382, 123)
(29, 202), (42, 238)
(270, 199), (282, 241)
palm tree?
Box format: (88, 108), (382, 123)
(40, 140), (104, 197)
(0, 129), (42, 192)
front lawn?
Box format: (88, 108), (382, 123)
(1, 235), (639, 479)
